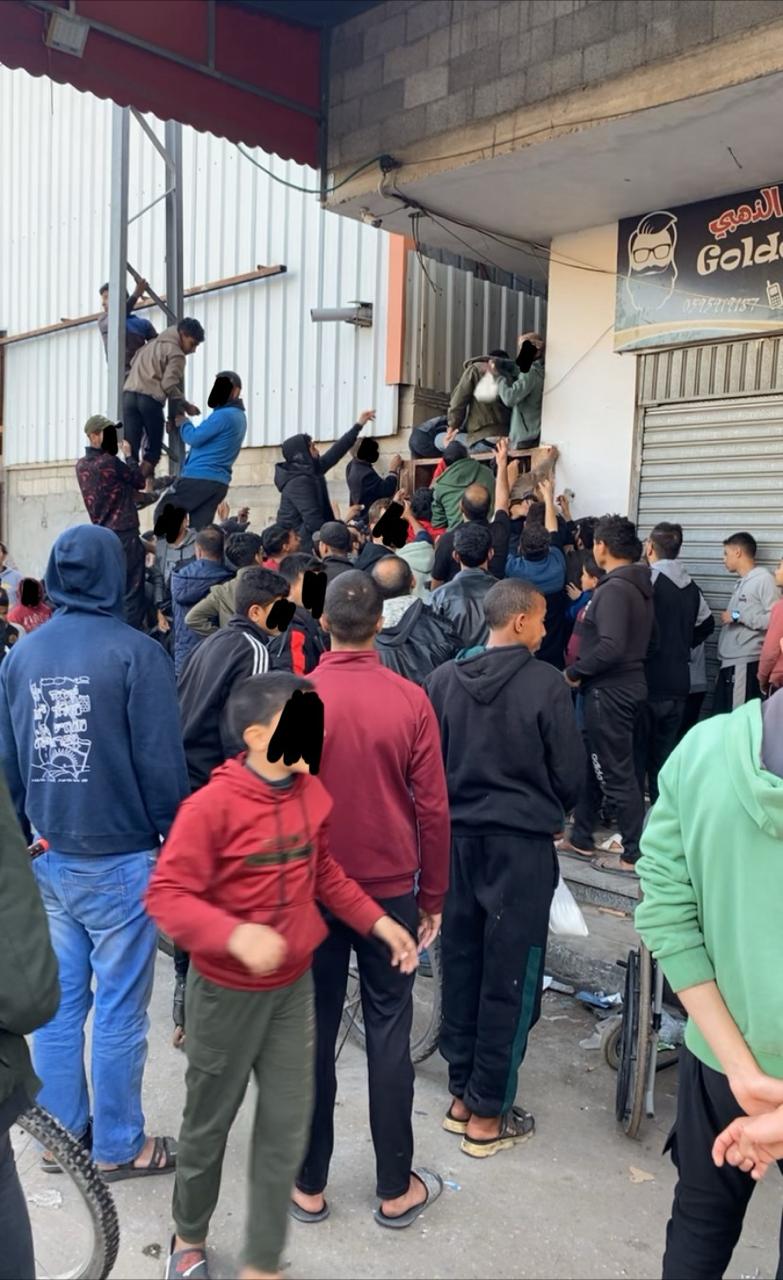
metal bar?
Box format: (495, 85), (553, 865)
(107, 103), (129, 423)
(29, 1), (322, 120)
(128, 187), (174, 226)
(129, 107), (172, 170)
(207, 0), (216, 69)
(318, 27), (331, 205)
(165, 119), (185, 474)
(126, 263), (176, 325)
(0, 267), (287, 346)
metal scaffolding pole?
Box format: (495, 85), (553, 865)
(165, 120), (185, 472)
(107, 103), (129, 424)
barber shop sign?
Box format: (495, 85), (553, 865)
(614, 182), (783, 351)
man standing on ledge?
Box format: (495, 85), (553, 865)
(123, 317), (204, 476)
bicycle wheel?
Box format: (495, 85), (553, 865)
(340, 938), (443, 1065)
(12, 1105), (120, 1280)
(615, 945), (653, 1138)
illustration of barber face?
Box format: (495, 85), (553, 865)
(626, 211), (678, 312)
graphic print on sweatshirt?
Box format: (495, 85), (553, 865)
(30, 676), (92, 783)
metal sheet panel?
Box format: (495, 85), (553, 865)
(638, 336), (783, 406)
(402, 256), (546, 394)
(0, 66), (397, 464)
(636, 394), (783, 691)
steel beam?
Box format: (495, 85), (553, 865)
(165, 119), (185, 473)
(107, 103), (129, 423)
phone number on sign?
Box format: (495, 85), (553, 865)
(683, 295), (762, 315)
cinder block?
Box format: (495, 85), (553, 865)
(526, 59), (553, 102)
(500, 35), (528, 74)
(427, 25), (451, 66)
(672, 0), (714, 46)
(550, 47), (583, 93)
(330, 98), (361, 137)
(342, 57), (384, 101)
(712, 0), (783, 37)
(364, 13), (406, 60)
(571, 1), (615, 47)
(613, 0), (646, 31)
(531, 0), (556, 26)
(425, 87), (472, 135)
(603, 27), (643, 74)
(404, 64), (449, 108)
(336, 123), (382, 165)
(447, 44), (500, 95)
(495, 69), (528, 113)
(554, 12), (576, 51)
(499, 1), (521, 40)
(531, 18), (556, 59)
(552, 0), (577, 16)
(582, 39), (609, 81)
(405, 0), (452, 43)
(331, 31), (364, 74)
(383, 35), (429, 83)
(389, 103), (428, 147)
(473, 81), (499, 118)
(360, 80), (405, 126)
(643, 16), (678, 60)
(453, 6), (500, 55)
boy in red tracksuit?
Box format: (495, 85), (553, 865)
(146, 672), (417, 1280)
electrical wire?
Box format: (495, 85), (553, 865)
(542, 323), (615, 397)
(235, 144), (383, 196)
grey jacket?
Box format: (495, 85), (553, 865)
(717, 566), (778, 667)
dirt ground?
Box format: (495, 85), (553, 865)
(101, 953), (782, 1280)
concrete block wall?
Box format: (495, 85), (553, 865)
(328, 0), (783, 166)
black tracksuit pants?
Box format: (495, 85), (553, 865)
(440, 833), (557, 1117)
(297, 892), (418, 1201)
(572, 682), (646, 862)
(635, 696), (686, 805)
(713, 661), (762, 715)
(663, 1046), (783, 1279)
(122, 390), (165, 467)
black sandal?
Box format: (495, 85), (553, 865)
(461, 1107), (535, 1159)
(101, 1134), (177, 1182)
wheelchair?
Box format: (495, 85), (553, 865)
(605, 941), (680, 1138)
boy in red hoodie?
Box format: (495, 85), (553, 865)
(147, 672), (417, 1280)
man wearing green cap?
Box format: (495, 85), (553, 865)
(75, 415), (148, 628)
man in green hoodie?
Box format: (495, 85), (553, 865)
(636, 691), (783, 1278)
(431, 442), (495, 532)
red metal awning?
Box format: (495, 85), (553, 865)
(0, 0), (322, 166)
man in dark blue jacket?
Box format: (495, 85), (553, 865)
(0, 524), (189, 1181)
(170, 525), (233, 677)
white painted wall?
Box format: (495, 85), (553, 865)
(542, 223), (637, 518)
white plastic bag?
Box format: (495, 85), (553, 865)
(473, 369), (499, 403)
(549, 875), (589, 937)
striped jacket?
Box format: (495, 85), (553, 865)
(178, 613), (291, 792)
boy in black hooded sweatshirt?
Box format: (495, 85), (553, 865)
(425, 579), (583, 1159)
(274, 411), (375, 551)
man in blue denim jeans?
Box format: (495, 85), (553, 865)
(0, 524), (189, 1179)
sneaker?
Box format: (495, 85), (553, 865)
(164, 1237), (209, 1279)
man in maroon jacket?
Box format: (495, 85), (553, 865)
(293, 571), (450, 1230)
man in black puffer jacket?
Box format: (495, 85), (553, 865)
(275, 411), (375, 551)
(372, 555), (461, 685)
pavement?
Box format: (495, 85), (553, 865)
(106, 951), (781, 1280)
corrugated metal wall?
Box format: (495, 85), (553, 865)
(0, 67), (396, 465)
(638, 335), (783, 406)
(402, 255), (547, 393)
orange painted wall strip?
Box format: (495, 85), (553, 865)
(385, 234), (414, 386)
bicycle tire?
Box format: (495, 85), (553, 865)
(16, 1105), (120, 1280)
(340, 937), (443, 1066)
(616, 945), (652, 1138)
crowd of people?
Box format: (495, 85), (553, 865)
(1, 317), (783, 1280)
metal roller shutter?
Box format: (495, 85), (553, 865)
(636, 394), (783, 688)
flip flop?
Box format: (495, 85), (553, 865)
(289, 1198), (330, 1224)
(461, 1107), (535, 1159)
(556, 838), (596, 860)
(442, 1102), (469, 1135)
(595, 855), (638, 877)
(373, 1168), (443, 1229)
(597, 833), (624, 854)
(164, 1236), (209, 1280)
(101, 1134), (177, 1182)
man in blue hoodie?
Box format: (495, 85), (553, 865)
(156, 370), (247, 531)
(0, 525), (189, 1181)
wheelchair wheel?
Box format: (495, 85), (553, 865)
(615, 944), (653, 1138)
(604, 1022), (621, 1071)
(340, 938), (443, 1065)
